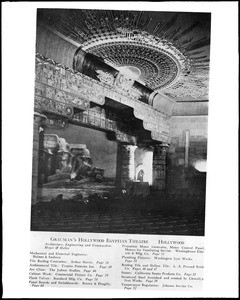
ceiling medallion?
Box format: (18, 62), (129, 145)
(37, 9), (210, 100)
(117, 66), (142, 81)
(82, 35), (188, 90)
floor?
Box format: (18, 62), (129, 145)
(31, 193), (205, 236)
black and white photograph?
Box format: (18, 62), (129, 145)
(2, 2), (238, 298)
(31, 8), (210, 236)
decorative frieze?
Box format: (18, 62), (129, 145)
(35, 81), (90, 110)
(36, 55), (105, 106)
(72, 106), (137, 144)
(35, 54), (171, 144)
(45, 118), (68, 129)
(35, 95), (73, 117)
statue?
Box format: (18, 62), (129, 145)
(42, 136), (105, 184)
(70, 153), (92, 180)
(137, 169), (145, 182)
(47, 137), (73, 182)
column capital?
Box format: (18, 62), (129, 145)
(154, 143), (170, 151)
(161, 143), (170, 152)
(161, 143), (170, 148)
(121, 144), (137, 154)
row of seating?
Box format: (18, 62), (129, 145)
(31, 194), (205, 236)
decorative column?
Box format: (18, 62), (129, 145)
(184, 130), (190, 167)
(120, 145), (137, 189)
(32, 112), (47, 205)
(152, 143), (169, 190)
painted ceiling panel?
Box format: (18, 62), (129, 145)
(37, 9), (211, 102)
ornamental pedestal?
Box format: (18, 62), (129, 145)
(152, 144), (169, 190)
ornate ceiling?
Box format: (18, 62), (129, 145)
(37, 9), (211, 102)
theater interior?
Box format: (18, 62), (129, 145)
(31, 9), (210, 236)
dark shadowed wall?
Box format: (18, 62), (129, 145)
(167, 115), (208, 194)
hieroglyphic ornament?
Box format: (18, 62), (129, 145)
(35, 95), (73, 117)
(36, 54), (105, 106)
(35, 81), (90, 110)
(35, 54), (171, 144)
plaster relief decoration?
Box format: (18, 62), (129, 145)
(45, 118), (68, 129)
(38, 9), (210, 102)
(115, 72), (135, 92)
(35, 54), (171, 143)
(35, 81), (90, 110)
(36, 54), (105, 107)
(34, 95), (73, 117)
(96, 69), (115, 85)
